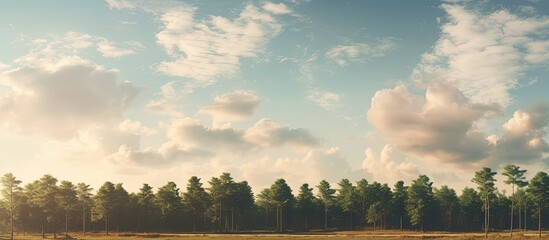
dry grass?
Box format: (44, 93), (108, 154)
(1, 230), (548, 240)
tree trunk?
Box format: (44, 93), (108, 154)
(324, 208), (328, 229)
(65, 212), (68, 237)
(519, 206), (522, 231)
(350, 211), (353, 230)
(484, 195), (489, 239)
(82, 207), (86, 234)
(265, 207), (268, 230)
(41, 217), (45, 239)
(105, 211), (109, 236)
(400, 216), (403, 231)
(305, 214), (308, 231)
(525, 204), (528, 231)
(193, 210), (196, 232)
(203, 211), (207, 232)
(510, 184), (514, 237)
(10, 203), (13, 240)
(538, 206), (542, 238)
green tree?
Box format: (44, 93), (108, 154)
(337, 179), (357, 229)
(76, 183), (93, 234)
(233, 181), (254, 231)
(434, 185), (459, 230)
(316, 180), (335, 229)
(92, 181), (116, 235)
(136, 183), (154, 232)
(1, 173), (22, 240)
(256, 188), (273, 229)
(296, 183), (316, 231)
(392, 181), (408, 230)
(207, 173), (236, 232)
(26, 175), (60, 238)
(406, 175), (434, 232)
(58, 181), (77, 237)
(155, 182), (182, 231)
(112, 183), (129, 232)
(471, 167), (497, 238)
(367, 202), (383, 230)
(513, 189), (529, 230)
(459, 187), (482, 231)
(526, 171), (549, 238)
(355, 179), (370, 227)
(502, 164), (527, 237)
(269, 179), (294, 232)
(182, 177), (210, 232)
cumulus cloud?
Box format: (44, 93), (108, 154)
(367, 82), (500, 166)
(167, 118), (252, 153)
(107, 142), (213, 168)
(0, 63), (140, 139)
(326, 38), (398, 67)
(165, 117), (320, 154)
(413, 3), (549, 107)
(307, 91), (341, 110)
(145, 82), (183, 116)
(240, 147), (359, 190)
(101, 116), (320, 169)
(495, 105), (549, 163)
(199, 90), (260, 122)
(362, 145), (420, 184)
(245, 118), (320, 150)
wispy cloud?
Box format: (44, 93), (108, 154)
(326, 38), (398, 67)
(307, 91), (341, 110)
(107, 1), (292, 90)
(413, 3), (549, 108)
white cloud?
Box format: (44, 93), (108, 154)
(107, 142), (213, 168)
(167, 118), (252, 153)
(153, 3), (289, 86)
(97, 41), (143, 58)
(367, 82), (500, 166)
(326, 38), (398, 67)
(14, 32), (141, 68)
(361, 145), (420, 184)
(0, 63), (140, 139)
(145, 82), (185, 117)
(166, 117), (319, 154)
(413, 4), (549, 107)
(245, 118), (319, 150)
(118, 119), (157, 135)
(240, 147), (360, 190)
(495, 105), (549, 163)
(307, 91), (341, 110)
(263, 2), (292, 15)
(0, 62), (8, 70)
(199, 90), (260, 122)
(105, 0), (136, 10)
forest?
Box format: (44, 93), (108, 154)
(1, 165), (548, 239)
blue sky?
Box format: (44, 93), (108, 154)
(0, 0), (548, 193)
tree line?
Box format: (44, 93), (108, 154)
(1, 165), (548, 239)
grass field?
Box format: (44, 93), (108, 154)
(1, 230), (548, 240)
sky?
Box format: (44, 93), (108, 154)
(0, 0), (548, 195)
